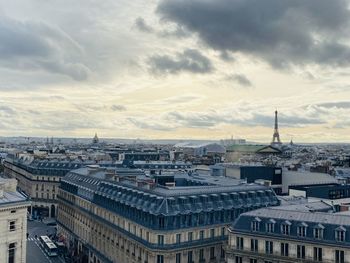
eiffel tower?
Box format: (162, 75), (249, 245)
(271, 110), (282, 145)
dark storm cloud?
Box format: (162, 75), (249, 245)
(134, 17), (188, 38)
(157, 0), (350, 68)
(228, 74), (253, 87)
(134, 17), (154, 33)
(0, 16), (89, 80)
(149, 49), (213, 74)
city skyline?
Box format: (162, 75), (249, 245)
(1, 0), (350, 142)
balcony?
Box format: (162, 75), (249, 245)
(225, 248), (336, 263)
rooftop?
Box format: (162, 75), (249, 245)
(0, 178), (29, 206)
(61, 167), (279, 216)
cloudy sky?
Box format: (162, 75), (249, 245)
(1, 0), (350, 142)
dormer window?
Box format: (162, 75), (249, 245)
(313, 224), (324, 239)
(266, 219), (276, 233)
(335, 226), (346, 242)
(281, 221), (291, 235)
(297, 222), (308, 237)
(251, 217), (261, 232)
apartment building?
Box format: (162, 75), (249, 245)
(226, 205), (350, 263)
(0, 178), (30, 263)
(57, 166), (279, 263)
(3, 154), (86, 218)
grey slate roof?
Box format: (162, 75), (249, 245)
(231, 206), (350, 245)
(63, 167), (279, 216)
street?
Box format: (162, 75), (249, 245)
(27, 220), (65, 263)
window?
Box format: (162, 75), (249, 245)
(335, 250), (345, 263)
(210, 228), (215, 238)
(176, 253), (181, 263)
(250, 259), (257, 263)
(297, 224), (307, 237)
(313, 247), (322, 262)
(221, 227), (225, 236)
(297, 245), (305, 259)
(251, 221), (259, 231)
(281, 222), (291, 235)
(314, 225), (324, 239)
(176, 233), (181, 244)
(280, 243), (289, 257)
(250, 239), (258, 252)
(157, 235), (164, 246)
(265, 241), (273, 254)
(8, 243), (16, 263)
(199, 249), (204, 261)
(210, 247), (215, 259)
(335, 227), (346, 242)
(157, 255), (164, 263)
(187, 251), (193, 263)
(159, 217), (165, 229)
(220, 246), (225, 259)
(175, 253), (181, 263)
(199, 230), (204, 240)
(251, 218), (260, 231)
(266, 221), (275, 233)
(188, 232), (193, 242)
(236, 237), (244, 250)
(9, 221), (15, 232)
(235, 256), (242, 263)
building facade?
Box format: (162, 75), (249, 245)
(0, 178), (30, 263)
(226, 206), (350, 263)
(57, 167), (279, 263)
(3, 154), (86, 218)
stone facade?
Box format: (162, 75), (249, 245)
(57, 167), (279, 263)
(226, 206), (350, 263)
(0, 178), (30, 263)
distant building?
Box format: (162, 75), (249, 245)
(3, 154), (88, 218)
(240, 166), (282, 194)
(174, 142), (226, 157)
(92, 133), (99, 144)
(289, 183), (350, 200)
(225, 145), (281, 162)
(282, 170), (338, 194)
(119, 152), (162, 163)
(132, 161), (192, 171)
(0, 178), (30, 263)
(226, 205), (350, 263)
(57, 167), (279, 263)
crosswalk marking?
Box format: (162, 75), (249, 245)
(27, 237), (38, 241)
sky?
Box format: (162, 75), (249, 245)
(1, 0), (350, 143)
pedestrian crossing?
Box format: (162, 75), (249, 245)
(27, 237), (38, 241)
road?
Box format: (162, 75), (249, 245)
(27, 220), (65, 263)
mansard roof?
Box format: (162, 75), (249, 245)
(62, 168), (279, 216)
(231, 206), (350, 245)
